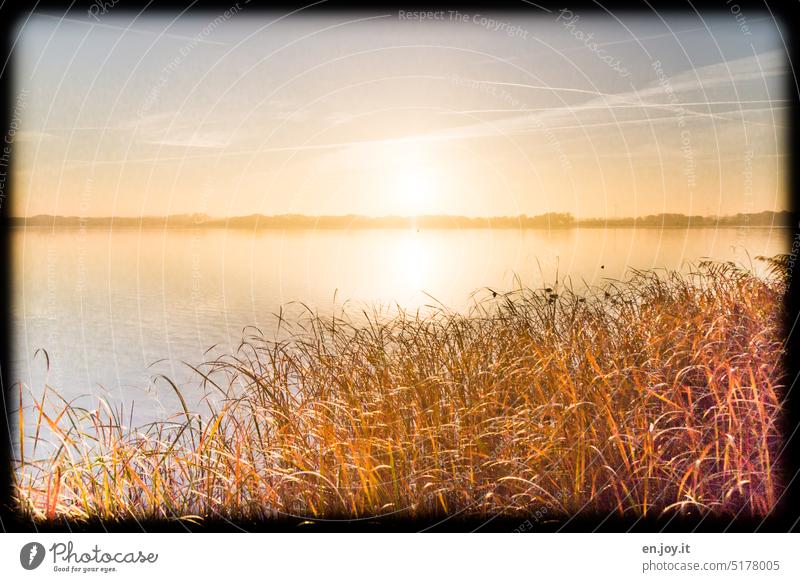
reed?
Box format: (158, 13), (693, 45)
(13, 258), (788, 522)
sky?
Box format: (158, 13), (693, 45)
(11, 8), (789, 218)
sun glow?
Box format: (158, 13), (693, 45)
(396, 170), (433, 216)
(388, 143), (440, 216)
(397, 170), (431, 215)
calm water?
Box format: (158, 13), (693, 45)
(11, 226), (787, 425)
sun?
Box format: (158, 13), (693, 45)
(395, 167), (435, 216)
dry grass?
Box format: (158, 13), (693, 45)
(13, 258), (788, 522)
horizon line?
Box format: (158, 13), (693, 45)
(9, 209), (791, 221)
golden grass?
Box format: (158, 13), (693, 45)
(14, 258), (788, 522)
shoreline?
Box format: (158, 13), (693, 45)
(8, 224), (793, 230)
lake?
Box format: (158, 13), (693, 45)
(11, 226), (787, 426)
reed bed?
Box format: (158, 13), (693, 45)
(13, 258), (788, 522)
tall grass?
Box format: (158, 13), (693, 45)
(13, 258), (788, 522)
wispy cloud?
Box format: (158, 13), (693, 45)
(411, 50), (786, 143)
(36, 12), (231, 46)
(54, 50), (785, 168)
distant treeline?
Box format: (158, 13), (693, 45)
(579, 210), (793, 228)
(9, 210), (793, 229)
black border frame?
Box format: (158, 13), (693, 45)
(1, 0), (797, 532)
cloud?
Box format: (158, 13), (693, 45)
(277, 50), (785, 177)
(132, 112), (232, 149)
(271, 110), (311, 123)
(141, 134), (231, 149)
(413, 50), (786, 143)
(13, 130), (60, 143)
(35, 13), (231, 46)
(55, 50), (785, 168)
